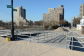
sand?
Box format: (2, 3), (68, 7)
(54, 27), (69, 32)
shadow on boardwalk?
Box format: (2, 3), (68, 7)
(69, 37), (84, 52)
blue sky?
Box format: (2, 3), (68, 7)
(0, 0), (83, 22)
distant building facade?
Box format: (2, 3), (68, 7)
(14, 7), (28, 26)
(43, 5), (64, 26)
(80, 4), (84, 18)
(72, 4), (84, 27)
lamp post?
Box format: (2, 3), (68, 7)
(7, 0), (15, 40)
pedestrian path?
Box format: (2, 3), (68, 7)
(0, 38), (84, 56)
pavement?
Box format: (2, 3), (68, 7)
(0, 37), (84, 56)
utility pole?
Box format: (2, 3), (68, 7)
(7, 0), (15, 40)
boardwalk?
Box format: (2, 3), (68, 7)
(0, 38), (84, 56)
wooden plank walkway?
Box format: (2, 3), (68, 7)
(0, 38), (84, 56)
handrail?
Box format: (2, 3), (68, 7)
(66, 32), (84, 51)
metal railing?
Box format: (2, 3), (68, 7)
(66, 32), (84, 52)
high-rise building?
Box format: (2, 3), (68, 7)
(80, 4), (84, 17)
(14, 6), (28, 26)
(43, 5), (64, 26)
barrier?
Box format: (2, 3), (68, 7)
(66, 32), (84, 51)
